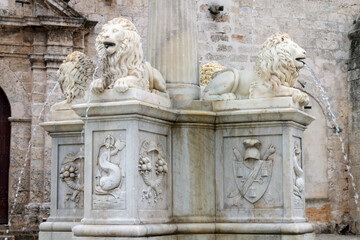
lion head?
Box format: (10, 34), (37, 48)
(95, 17), (145, 89)
(256, 32), (306, 89)
(57, 51), (94, 103)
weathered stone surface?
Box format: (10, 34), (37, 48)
(0, 0), (359, 237)
(348, 14), (360, 234)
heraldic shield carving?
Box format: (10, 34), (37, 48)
(230, 139), (276, 204)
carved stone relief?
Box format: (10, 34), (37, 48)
(228, 139), (276, 204)
(59, 149), (84, 204)
(138, 140), (168, 204)
(93, 134), (126, 209)
(293, 141), (305, 207)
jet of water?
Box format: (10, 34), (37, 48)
(303, 63), (359, 210)
(7, 82), (60, 233)
(85, 50), (105, 119)
(0, 62), (30, 96)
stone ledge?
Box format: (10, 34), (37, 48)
(40, 119), (84, 133)
(71, 223), (314, 237)
(71, 96), (314, 126)
(0, 15), (96, 30)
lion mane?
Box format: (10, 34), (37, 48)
(95, 17), (147, 90)
(255, 32), (299, 90)
(57, 51), (94, 103)
(199, 62), (226, 86)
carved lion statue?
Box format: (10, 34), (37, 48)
(57, 51), (94, 103)
(201, 32), (309, 106)
(91, 17), (166, 94)
(50, 51), (94, 118)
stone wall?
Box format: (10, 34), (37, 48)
(0, 0), (360, 236)
(348, 14), (360, 233)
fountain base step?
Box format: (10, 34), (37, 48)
(69, 223), (315, 240)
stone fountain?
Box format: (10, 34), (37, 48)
(39, 2), (315, 239)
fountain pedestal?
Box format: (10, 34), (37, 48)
(213, 98), (315, 239)
(40, 88), (315, 239)
(39, 119), (84, 240)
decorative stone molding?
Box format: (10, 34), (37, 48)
(0, 15), (96, 29)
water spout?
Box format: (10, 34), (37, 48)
(303, 63), (359, 210)
(7, 82), (60, 235)
(85, 51), (104, 119)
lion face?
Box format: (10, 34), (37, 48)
(99, 24), (127, 56)
(96, 18), (138, 57)
(287, 39), (306, 71)
(256, 32), (307, 89)
(94, 17), (145, 89)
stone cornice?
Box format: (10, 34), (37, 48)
(41, 0), (82, 18)
(0, 15), (97, 31)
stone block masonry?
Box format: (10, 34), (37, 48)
(348, 14), (360, 234)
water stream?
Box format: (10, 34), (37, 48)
(85, 51), (105, 119)
(6, 82), (60, 238)
(80, 51), (105, 145)
(0, 62), (30, 96)
(303, 63), (359, 211)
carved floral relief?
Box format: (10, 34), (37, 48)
(59, 149), (84, 204)
(138, 140), (168, 204)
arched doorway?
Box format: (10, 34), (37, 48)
(0, 87), (10, 224)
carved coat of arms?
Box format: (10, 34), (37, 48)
(228, 139), (276, 203)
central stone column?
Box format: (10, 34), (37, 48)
(148, 0), (199, 100)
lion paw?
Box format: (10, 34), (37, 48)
(292, 90), (309, 106)
(221, 93), (237, 101)
(114, 79), (129, 93)
(91, 79), (105, 94)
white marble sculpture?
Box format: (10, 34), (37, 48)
(199, 62), (226, 86)
(91, 17), (167, 94)
(57, 51), (94, 103)
(138, 140), (168, 203)
(60, 150), (84, 203)
(51, 51), (94, 113)
(95, 135), (126, 197)
(293, 143), (305, 199)
(201, 32), (309, 106)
